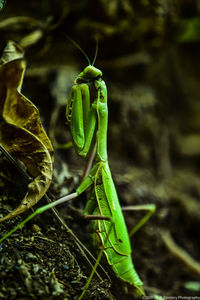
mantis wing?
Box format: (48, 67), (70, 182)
(95, 162), (132, 256)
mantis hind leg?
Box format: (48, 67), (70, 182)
(122, 204), (156, 237)
(84, 190), (97, 215)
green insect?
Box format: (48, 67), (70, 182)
(65, 60), (151, 297)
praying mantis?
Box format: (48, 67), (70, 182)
(64, 51), (155, 296)
(0, 42), (156, 298)
(66, 64), (145, 294)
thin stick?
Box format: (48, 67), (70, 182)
(78, 218), (113, 300)
(0, 144), (31, 182)
(0, 193), (77, 243)
(0, 145), (110, 281)
(45, 194), (110, 282)
(161, 230), (200, 277)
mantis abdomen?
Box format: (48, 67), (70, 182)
(84, 161), (144, 295)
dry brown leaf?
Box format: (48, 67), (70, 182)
(0, 41), (54, 222)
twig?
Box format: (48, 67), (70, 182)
(161, 230), (200, 277)
(0, 144), (31, 183)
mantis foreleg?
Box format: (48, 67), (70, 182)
(66, 84), (97, 158)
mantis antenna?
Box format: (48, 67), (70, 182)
(63, 34), (91, 66)
(91, 37), (98, 66)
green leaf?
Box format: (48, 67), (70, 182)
(0, 0), (6, 12)
(177, 17), (200, 43)
(184, 281), (200, 292)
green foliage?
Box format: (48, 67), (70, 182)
(177, 17), (200, 43)
(0, 0), (6, 12)
(184, 281), (200, 292)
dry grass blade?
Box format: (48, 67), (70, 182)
(161, 230), (200, 277)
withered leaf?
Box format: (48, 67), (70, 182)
(0, 41), (54, 222)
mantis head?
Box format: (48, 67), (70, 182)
(75, 65), (103, 84)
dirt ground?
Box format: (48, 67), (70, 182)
(0, 1), (200, 299)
